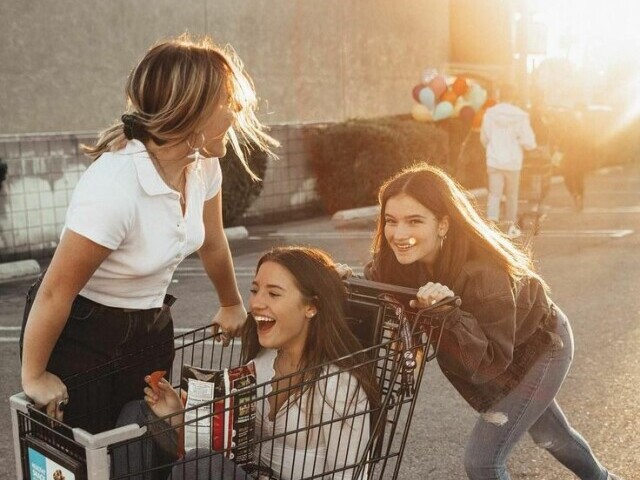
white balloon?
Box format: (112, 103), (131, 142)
(433, 101), (454, 121)
(411, 103), (433, 122)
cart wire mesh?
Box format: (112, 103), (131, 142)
(518, 147), (554, 237)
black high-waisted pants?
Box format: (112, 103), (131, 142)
(20, 273), (175, 433)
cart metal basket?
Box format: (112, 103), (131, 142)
(11, 278), (459, 480)
(517, 147), (554, 236)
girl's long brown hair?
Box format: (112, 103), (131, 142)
(82, 33), (278, 179)
(370, 163), (548, 291)
(242, 246), (381, 417)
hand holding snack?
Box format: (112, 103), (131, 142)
(147, 370), (167, 395)
(144, 372), (183, 423)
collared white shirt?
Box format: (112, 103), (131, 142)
(64, 140), (222, 309)
(252, 349), (370, 480)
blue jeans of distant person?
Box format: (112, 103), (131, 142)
(464, 308), (612, 480)
(112, 400), (250, 480)
(486, 167), (521, 224)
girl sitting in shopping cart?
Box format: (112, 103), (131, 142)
(114, 246), (380, 480)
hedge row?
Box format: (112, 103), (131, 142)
(220, 147), (268, 226)
(310, 116), (450, 214)
(221, 109), (639, 222)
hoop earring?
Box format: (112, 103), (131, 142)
(187, 132), (206, 162)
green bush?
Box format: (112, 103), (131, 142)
(220, 147), (268, 226)
(311, 116), (449, 213)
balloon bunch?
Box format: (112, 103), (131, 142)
(411, 74), (497, 129)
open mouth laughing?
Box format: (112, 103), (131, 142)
(253, 314), (276, 333)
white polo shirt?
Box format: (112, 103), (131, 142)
(64, 140), (222, 309)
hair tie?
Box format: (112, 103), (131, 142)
(121, 114), (149, 141)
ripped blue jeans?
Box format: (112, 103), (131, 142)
(464, 308), (611, 480)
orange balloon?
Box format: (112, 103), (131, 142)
(472, 109), (485, 129)
(452, 76), (469, 96)
(483, 98), (498, 109)
(441, 89), (458, 104)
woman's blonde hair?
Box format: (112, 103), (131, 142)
(83, 33), (278, 178)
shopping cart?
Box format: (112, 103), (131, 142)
(11, 278), (459, 480)
(517, 147), (554, 237)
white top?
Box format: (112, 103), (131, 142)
(252, 349), (370, 480)
(64, 140), (222, 309)
(480, 103), (537, 171)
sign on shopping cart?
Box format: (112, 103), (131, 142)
(25, 436), (85, 480)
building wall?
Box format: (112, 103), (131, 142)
(0, 0), (451, 259)
(0, 0), (450, 133)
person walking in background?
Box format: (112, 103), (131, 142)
(560, 103), (591, 212)
(357, 163), (623, 480)
(20, 33), (278, 433)
(481, 84), (537, 238)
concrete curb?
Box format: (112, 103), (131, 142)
(329, 174), (574, 226)
(0, 259), (41, 284)
(0, 226), (249, 284)
(224, 226), (249, 241)
(331, 187), (490, 224)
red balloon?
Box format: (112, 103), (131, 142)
(427, 75), (447, 99)
(453, 76), (469, 96)
(459, 105), (475, 124)
(412, 83), (425, 103)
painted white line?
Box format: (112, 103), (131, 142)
(174, 327), (208, 333)
(1, 328), (234, 343)
(251, 232), (374, 240)
(552, 206), (640, 214)
(174, 268), (365, 278)
(177, 266), (255, 272)
(540, 229), (633, 238)
(175, 272), (255, 278)
(1, 326), (205, 333)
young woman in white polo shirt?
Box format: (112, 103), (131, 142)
(20, 34), (278, 433)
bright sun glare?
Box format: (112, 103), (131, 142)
(528, 0), (640, 131)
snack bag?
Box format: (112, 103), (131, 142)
(180, 362), (257, 465)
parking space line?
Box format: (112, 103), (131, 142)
(249, 232), (374, 240)
(552, 206), (640, 214)
(174, 267), (365, 278)
(540, 229), (633, 238)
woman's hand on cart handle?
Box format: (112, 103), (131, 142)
(211, 302), (247, 345)
(22, 371), (68, 422)
(410, 282), (455, 309)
